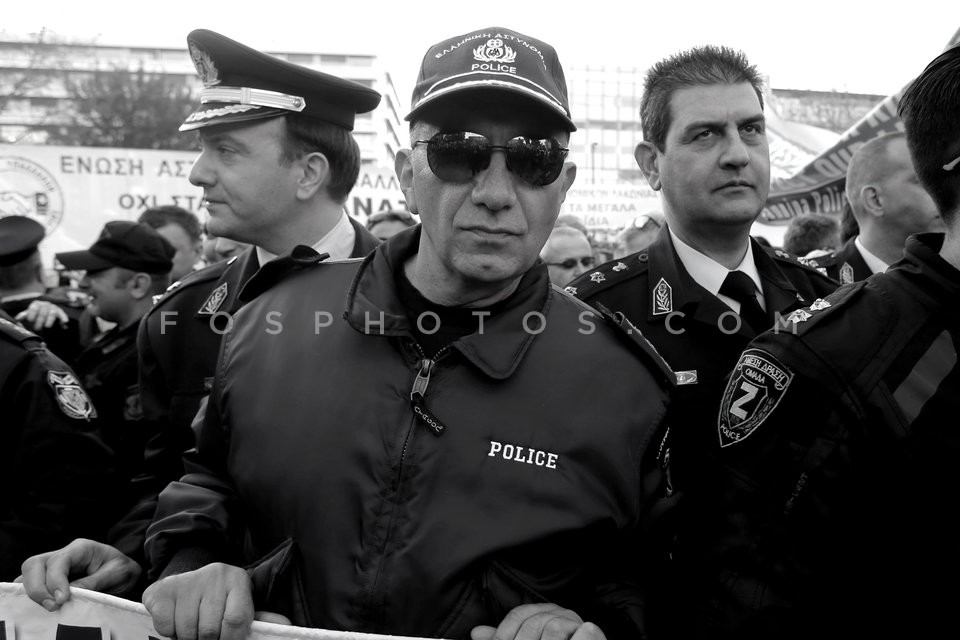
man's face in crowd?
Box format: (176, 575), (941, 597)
(189, 117), (303, 246)
(399, 99), (576, 296)
(369, 219), (411, 242)
(155, 223), (201, 281)
(80, 267), (129, 323)
(878, 136), (944, 236)
(645, 82), (770, 237)
(542, 229), (594, 286)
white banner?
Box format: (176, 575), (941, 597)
(0, 583), (436, 640)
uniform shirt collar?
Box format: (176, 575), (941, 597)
(255, 211), (356, 266)
(669, 229), (765, 311)
(854, 236), (889, 274)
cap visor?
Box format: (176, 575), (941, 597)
(55, 250), (115, 272)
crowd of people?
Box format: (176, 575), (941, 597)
(1, 23), (957, 640)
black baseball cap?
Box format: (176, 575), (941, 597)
(56, 221), (175, 274)
(0, 215), (45, 267)
(406, 27), (575, 132)
(180, 29), (382, 132)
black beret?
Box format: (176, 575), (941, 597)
(0, 215), (45, 267)
(180, 29), (382, 132)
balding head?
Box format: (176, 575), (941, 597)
(540, 225), (594, 286)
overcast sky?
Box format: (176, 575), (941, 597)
(5, 1), (960, 109)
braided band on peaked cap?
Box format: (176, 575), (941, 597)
(180, 29), (381, 132)
(406, 27), (576, 132)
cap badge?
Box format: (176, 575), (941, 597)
(199, 282), (229, 315)
(47, 371), (98, 420)
(189, 42), (220, 86)
(474, 38), (517, 64)
(840, 262), (855, 284)
(652, 277), (673, 315)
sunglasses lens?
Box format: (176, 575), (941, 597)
(582, 256), (595, 267)
(506, 137), (567, 186)
(426, 133), (490, 183)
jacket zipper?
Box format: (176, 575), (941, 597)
(409, 345), (450, 437)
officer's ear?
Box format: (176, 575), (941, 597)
(860, 184), (884, 218)
(298, 151), (331, 200)
(396, 148), (418, 215)
(635, 142), (662, 191)
(127, 272), (154, 300)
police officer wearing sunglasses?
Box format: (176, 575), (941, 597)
(142, 27), (674, 640)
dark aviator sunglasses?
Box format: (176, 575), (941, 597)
(546, 256), (595, 269)
(413, 131), (569, 187)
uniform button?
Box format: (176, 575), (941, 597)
(637, 253), (648, 263)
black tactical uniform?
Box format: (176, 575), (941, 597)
(805, 236), (873, 284)
(0, 312), (114, 580)
(700, 233), (960, 638)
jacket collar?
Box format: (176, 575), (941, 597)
(194, 248), (260, 318)
(344, 226), (552, 379)
(897, 233), (960, 312)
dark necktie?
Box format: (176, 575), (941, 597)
(719, 270), (768, 333)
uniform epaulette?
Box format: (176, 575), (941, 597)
(563, 251), (650, 300)
(148, 259), (232, 310)
(767, 246), (835, 282)
(0, 315), (40, 344)
(593, 301), (676, 390)
(774, 281), (863, 336)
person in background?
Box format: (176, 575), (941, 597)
(567, 45), (838, 640)
(700, 44), (960, 639)
(201, 232), (249, 265)
(55, 222), (175, 526)
(781, 212), (841, 258)
(613, 212), (664, 259)
(141, 25), (673, 640)
(0, 215), (86, 364)
(541, 224), (595, 286)
(18, 27), (381, 608)
(138, 206), (204, 281)
(808, 131), (942, 283)
(0, 309), (114, 582)
(365, 209), (418, 241)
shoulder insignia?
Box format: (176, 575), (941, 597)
(198, 283), (229, 316)
(166, 279), (184, 293)
(589, 271), (606, 284)
(675, 370), (698, 385)
(809, 298), (831, 311)
(612, 261), (628, 272)
(785, 309), (812, 324)
(652, 277), (673, 315)
(563, 285), (577, 296)
(47, 371), (98, 421)
(839, 262), (855, 284)
(718, 348), (794, 448)
(775, 249), (791, 259)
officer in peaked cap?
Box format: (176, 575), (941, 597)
(0, 215), (87, 365)
(15, 29), (383, 608)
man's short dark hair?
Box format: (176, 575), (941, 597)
(641, 45), (764, 151)
(138, 206), (203, 244)
(281, 113), (362, 204)
(898, 46), (960, 223)
(782, 213), (841, 256)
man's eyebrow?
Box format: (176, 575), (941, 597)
(202, 132), (250, 150)
(682, 114), (766, 131)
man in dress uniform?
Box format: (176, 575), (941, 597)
(699, 45), (960, 639)
(0, 215), (86, 364)
(56, 221), (175, 523)
(141, 26), (673, 640)
(807, 131), (942, 283)
(19, 28), (381, 605)
(565, 45), (839, 638)
(0, 309), (113, 581)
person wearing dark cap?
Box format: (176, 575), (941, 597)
(141, 27), (673, 640)
(0, 215), (86, 365)
(19, 28), (382, 610)
(691, 45), (960, 640)
(0, 308), (115, 581)
(56, 221), (175, 525)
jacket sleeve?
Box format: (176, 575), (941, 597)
(0, 349), (116, 580)
(143, 353), (244, 581)
(686, 335), (864, 639)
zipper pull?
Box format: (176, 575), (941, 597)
(410, 358), (446, 436)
